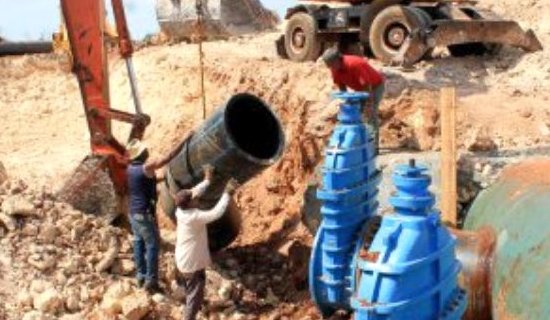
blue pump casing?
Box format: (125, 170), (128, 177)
(309, 92), (381, 315)
(350, 161), (467, 319)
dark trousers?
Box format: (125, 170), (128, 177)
(130, 212), (159, 284)
(177, 269), (206, 320)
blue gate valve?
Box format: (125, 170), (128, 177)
(350, 159), (467, 320)
(309, 92), (381, 316)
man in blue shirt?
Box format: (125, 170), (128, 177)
(126, 132), (193, 292)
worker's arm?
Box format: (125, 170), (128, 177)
(155, 170), (166, 183)
(191, 193), (230, 224)
(191, 179), (239, 224)
(143, 130), (194, 178)
(338, 84), (347, 92)
(190, 165), (214, 199)
(330, 69), (347, 92)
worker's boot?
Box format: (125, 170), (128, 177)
(144, 280), (161, 293)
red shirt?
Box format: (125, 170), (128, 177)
(331, 55), (384, 91)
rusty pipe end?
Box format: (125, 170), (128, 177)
(451, 226), (497, 320)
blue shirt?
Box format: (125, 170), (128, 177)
(127, 163), (157, 215)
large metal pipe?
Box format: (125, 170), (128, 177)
(451, 227), (496, 320)
(0, 41), (53, 56)
(463, 158), (550, 320)
(160, 93), (285, 251)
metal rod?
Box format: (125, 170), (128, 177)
(196, 0), (207, 120)
(124, 58), (143, 115)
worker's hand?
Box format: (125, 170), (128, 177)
(224, 178), (240, 196)
(182, 130), (195, 143)
(203, 164), (215, 181)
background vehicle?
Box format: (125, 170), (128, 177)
(277, 0), (542, 64)
(155, 0), (278, 41)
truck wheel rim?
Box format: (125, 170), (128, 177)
(385, 23), (408, 49)
(291, 27), (307, 50)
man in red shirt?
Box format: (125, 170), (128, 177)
(322, 48), (385, 154)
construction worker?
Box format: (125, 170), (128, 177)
(322, 47), (386, 154)
(126, 134), (193, 292)
(171, 169), (239, 320)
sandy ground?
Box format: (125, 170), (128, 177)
(0, 0), (549, 318)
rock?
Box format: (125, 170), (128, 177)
(0, 212), (16, 231)
(120, 291), (151, 320)
(0, 161), (7, 185)
(225, 258), (239, 269)
(55, 271), (68, 286)
(60, 257), (80, 275)
(27, 254), (56, 271)
(467, 131), (498, 152)
(80, 285), (90, 303)
(481, 164), (493, 177)
(33, 288), (63, 313)
(30, 280), (54, 294)
(89, 285), (106, 303)
(265, 288), (279, 306)
(287, 241), (311, 290)
(100, 281), (134, 315)
(42, 200), (54, 211)
(17, 290), (34, 307)
(84, 309), (118, 320)
(95, 234), (119, 272)
(9, 179), (27, 194)
(218, 280), (234, 301)
(538, 122), (550, 136)
(112, 258), (135, 276)
(231, 312), (246, 320)
(267, 312), (281, 320)
(59, 314), (84, 320)
(22, 223), (39, 236)
(22, 311), (54, 320)
(38, 223), (59, 244)
(170, 280), (186, 301)
(2, 195), (35, 216)
(65, 295), (80, 312)
(152, 293), (165, 304)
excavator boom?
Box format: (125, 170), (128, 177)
(58, 0), (150, 216)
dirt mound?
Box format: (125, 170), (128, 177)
(0, 177), (134, 319)
(481, 0), (550, 91)
(156, 0), (278, 41)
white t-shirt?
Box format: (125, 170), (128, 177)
(175, 179), (230, 274)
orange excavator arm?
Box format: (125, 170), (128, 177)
(60, 0), (150, 200)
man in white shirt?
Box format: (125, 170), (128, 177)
(172, 166), (239, 320)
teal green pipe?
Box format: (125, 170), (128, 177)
(464, 159), (550, 319)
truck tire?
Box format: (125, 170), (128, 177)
(369, 5), (424, 63)
(284, 12), (322, 62)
